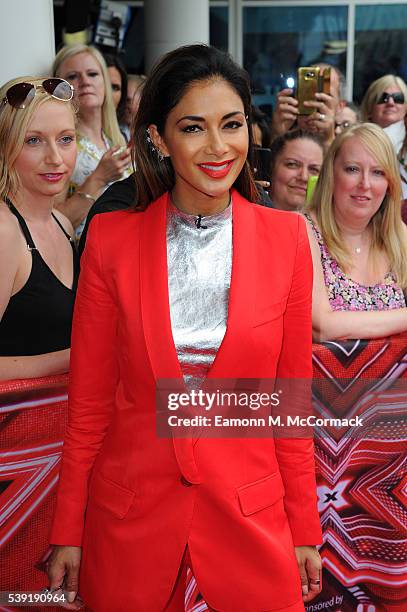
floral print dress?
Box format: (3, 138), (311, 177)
(304, 213), (406, 311)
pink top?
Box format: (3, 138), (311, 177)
(305, 213), (406, 311)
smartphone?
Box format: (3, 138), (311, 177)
(253, 147), (272, 182)
(297, 67), (331, 115)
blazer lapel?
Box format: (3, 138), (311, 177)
(140, 193), (200, 483)
(191, 193), (257, 443)
(207, 191), (256, 379)
(140, 193), (182, 381)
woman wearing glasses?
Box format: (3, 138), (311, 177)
(52, 44), (132, 236)
(361, 75), (407, 162)
(361, 75), (407, 130)
(0, 77), (78, 380)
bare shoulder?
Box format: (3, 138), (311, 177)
(52, 208), (74, 238)
(0, 201), (22, 244)
(301, 212), (319, 241)
(0, 202), (24, 298)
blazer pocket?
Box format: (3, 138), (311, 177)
(89, 472), (136, 519)
(237, 472), (285, 516)
(253, 297), (287, 328)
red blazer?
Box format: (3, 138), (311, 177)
(51, 192), (322, 612)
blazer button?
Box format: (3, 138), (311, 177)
(180, 475), (193, 487)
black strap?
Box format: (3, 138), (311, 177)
(5, 197), (36, 250)
(5, 197), (73, 245)
(51, 212), (73, 241)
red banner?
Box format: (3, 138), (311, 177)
(0, 335), (406, 611)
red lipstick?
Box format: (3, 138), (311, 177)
(198, 160), (234, 179)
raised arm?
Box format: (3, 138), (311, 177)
(305, 221), (407, 341)
(270, 88), (299, 139)
(55, 146), (131, 228)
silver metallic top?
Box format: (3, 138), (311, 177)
(166, 199), (232, 387)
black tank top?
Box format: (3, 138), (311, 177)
(0, 200), (79, 356)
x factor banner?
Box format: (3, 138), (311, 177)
(0, 374), (69, 608)
(310, 334), (407, 612)
(0, 335), (406, 611)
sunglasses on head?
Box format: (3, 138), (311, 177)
(376, 91), (405, 105)
(2, 78), (74, 109)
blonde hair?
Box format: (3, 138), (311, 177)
(360, 74), (407, 121)
(305, 122), (407, 288)
(52, 44), (125, 148)
(0, 76), (77, 201)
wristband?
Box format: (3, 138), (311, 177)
(76, 191), (96, 204)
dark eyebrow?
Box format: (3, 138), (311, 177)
(175, 111), (245, 125)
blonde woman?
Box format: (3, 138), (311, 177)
(361, 74), (407, 158)
(361, 75), (407, 129)
(52, 44), (131, 233)
(0, 76), (78, 380)
(304, 123), (407, 341)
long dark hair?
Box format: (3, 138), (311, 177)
(104, 52), (128, 125)
(132, 44), (258, 209)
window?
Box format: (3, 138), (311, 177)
(354, 3), (407, 103)
(210, 5), (229, 51)
(243, 4), (347, 108)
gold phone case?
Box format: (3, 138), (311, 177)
(297, 67), (331, 115)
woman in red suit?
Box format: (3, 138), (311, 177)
(48, 45), (322, 612)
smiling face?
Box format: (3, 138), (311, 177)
(58, 51), (105, 112)
(333, 136), (388, 226)
(149, 78), (249, 213)
(13, 100), (77, 200)
(370, 85), (406, 128)
(270, 138), (323, 211)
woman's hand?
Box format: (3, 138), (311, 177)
(47, 545), (83, 609)
(294, 545), (322, 603)
(94, 145), (132, 186)
(271, 88), (299, 137)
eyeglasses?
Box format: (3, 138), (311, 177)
(2, 78), (74, 109)
(335, 120), (353, 130)
(376, 91), (405, 105)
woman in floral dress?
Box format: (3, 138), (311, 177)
(304, 122), (407, 341)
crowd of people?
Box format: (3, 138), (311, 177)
(0, 40), (406, 611)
